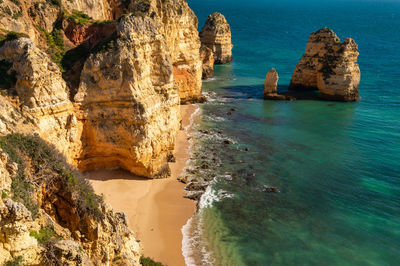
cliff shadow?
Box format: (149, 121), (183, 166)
(84, 168), (150, 182)
(220, 84), (320, 101)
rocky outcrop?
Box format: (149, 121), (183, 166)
(200, 45), (214, 79)
(0, 38), (82, 161)
(75, 15), (180, 178)
(264, 68), (279, 96)
(263, 68), (294, 100)
(152, 0), (203, 102)
(0, 134), (141, 265)
(200, 12), (233, 64)
(289, 27), (360, 101)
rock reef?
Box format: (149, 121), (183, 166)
(289, 27), (361, 101)
(200, 12), (233, 64)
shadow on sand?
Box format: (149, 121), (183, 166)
(84, 168), (150, 182)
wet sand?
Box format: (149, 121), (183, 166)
(87, 104), (197, 266)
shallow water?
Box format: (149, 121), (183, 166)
(184, 0), (400, 265)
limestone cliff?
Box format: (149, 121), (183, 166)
(75, 15), (180, 178)
(200, 45), (214, 79)
(0, 38), (82, 161)
(127, 0), (203, 102)
(289, 27), (361, 101)
(0, 134), (141, 265)
(200, 12), (233, 64)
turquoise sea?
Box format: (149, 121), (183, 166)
(183, 0), (400, 265)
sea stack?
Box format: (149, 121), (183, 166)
(200, 12), (233, 64)
(264, 68), (279, 96)
(289, 27), (361, 101)
(263, 69), (291, 100)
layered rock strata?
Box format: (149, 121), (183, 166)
(200, 45), (214, 79)
(200, 12), (233, 64)
(289, 27), (361, 101)
(264, 68), (279, 96)
(0, 38), (82, 161)
(155, 0), (203, 102)
(0, 136), (141, 265)
(75, 15), (180, 178)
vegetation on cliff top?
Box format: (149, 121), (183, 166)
(29, 226), (55, 244)
(0, 31), (29, 46)
(140, 256), (164, 266)
(39, 27), (66, 72)
(67, 10), (93, 25)
(4, 256), (24, 266)
(0, 134), (104, 220)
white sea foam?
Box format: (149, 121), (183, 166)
(199, 182), (234, 209)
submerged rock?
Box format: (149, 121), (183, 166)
(263, 186), (280, 193)
(289, 27), (360, 101)
(200, 12), (233, 64)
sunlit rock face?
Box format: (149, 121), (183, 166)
(200, 12), (233, 64)
(289, 27), (361, 102)
(0, 38), (81, 161)
(75, 15), (180, 178)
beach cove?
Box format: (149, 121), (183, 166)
(88, 105), (198, 266)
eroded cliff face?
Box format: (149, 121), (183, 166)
(200, 12), (233, 64)
(200, 45), (214, 79)
(0, 136), (141, 265)
(289, 27), (360, 101)
(0, 38), (82, 161)
(75, 15), (180, 178)
(126, 0), (203, 102)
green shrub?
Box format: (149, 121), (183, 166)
(0, 134), (104, 220)
(68, 10), (92, 25)
(12, 10), (22, 20)
(1, 189), (8, 199)
(140, 257), (164, 266)
(39, 27), (65, 71)
(0, 31), (29, 47)
(3, 6), (12, 16)
(30, 226), (55, 244)
(10, 0), (20, 6)
(5, 256), (23, 266)
(91, 33), (118, 55)
(47, 0), (61, 6)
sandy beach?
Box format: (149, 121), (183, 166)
(86, 104), (198, 266)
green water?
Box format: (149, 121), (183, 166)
(183, 0), (400, 265)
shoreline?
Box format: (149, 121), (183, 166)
(86, 104), (199, 266)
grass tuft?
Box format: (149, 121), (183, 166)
(30, 226), (55, 244)
(0, 134), (104, 220)
(5, 256), (23, 266)
(39, 27), (65, 72)
(140, 257), (164, 266)
(68, 10), (92, 25)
